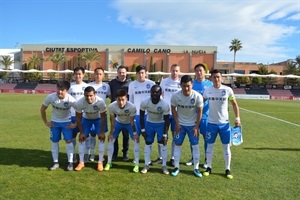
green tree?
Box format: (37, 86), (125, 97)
(130, 63), (139, 80)
(25, 52), (43, 81)
(283, 58), (300, 85)
(0, 55), (17, 80)
(80, 50), (102, 80)
(229, 38), (243, 73)
(47, 51), (67, 80)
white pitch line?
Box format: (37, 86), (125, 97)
(240, 107), (300, 127)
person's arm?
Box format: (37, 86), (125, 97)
(163, 114), (170, 145)
(99, 111), (107, 142)
(140, 109), (146, 137)
(76, 111), (85, 142)
(231, 99), (241, 126)
(194, 106), (202, 137)
(40, 104), (52, 127)
(108, 113), (115, 141)
(171, 105), (180, 134)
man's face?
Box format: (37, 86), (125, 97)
(194, 66), (206, 81)
(181, 81), (193, 96)
(171, 66), (180, 80)
(57, 88), (67, 99)
(94, 69), (104, 82)
(211, 72), (222, 88)
(137, 69), (146, 82)
(150, 86), (162, 103)
(117, 68), (127, 82)
(116, 95), (127, 108)
(84, 91), (95, 104)
(74, 70), (85, 83)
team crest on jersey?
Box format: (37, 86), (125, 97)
(190, 98), (195, 104)
(93, 105), (99, 110)
(157, 107), (162, 112)
(102, 85), (106, 90)
(222, 90), (226, 96)
(146, 84), (151, 89)
(125, 109), (129, 113)
(64, 102), (69, 107)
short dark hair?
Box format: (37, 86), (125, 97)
(194, 63), (207, 71)
(151, 84), (162, 93)
(136, 65), (147, 73)
(180, 75), (193, 84)
(118, 65), (128, 71)
(84, 86), (95, 93)
(115, 89), (128, 98)
(74, 66), (85, 74)
(94, 67), (105, 73)
(57, 80), (70, 90)
(210, 69), (222, 76)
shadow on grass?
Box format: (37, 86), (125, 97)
(244, 147), (300, 151)
(0, 147), (59, 168)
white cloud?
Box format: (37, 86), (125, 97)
(112, 0), (299, 64)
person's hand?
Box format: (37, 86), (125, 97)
(98, 133), (105, 142)
(108, 133), (114, 141)
(67, 123), (76, 129)
(44, 121), (53, 128)
(141, 130), (147, 138)
(79, 133), (86, 142)
(235, 118), (241, 127)
(133, 134), (139, 143)
(163, 134), (168, 146)
(192, 126), (199, 137)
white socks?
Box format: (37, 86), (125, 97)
(173, 145), (182, 168)
(206, 143), (214, 168)
(192, 144), (200, 169)
(144, 144), (152, 165)
(133, 141), (140, 165)
(107, 139), (115, 163)
(159, 143), (168, 166)
(51, 142), (59, 163)
(222, 143), (231, 170)
(98, 140), (105, 162)
(66, 142), (74, 163)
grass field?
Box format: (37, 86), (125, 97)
(0, 94), (299, 200)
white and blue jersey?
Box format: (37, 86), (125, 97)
(108, 101), (137, 139)
(75, 96), (107, 136)
(89, 81), (111, 101)
(43, 92), (76, 142)
(140, 97), (170, 143)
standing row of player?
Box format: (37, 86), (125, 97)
(40, 64), (241, 178)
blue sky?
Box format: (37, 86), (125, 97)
(1, 0), (299, 64)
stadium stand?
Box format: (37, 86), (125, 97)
(232, 88), (246, 94)
(290, 90), (300, 97)
(0, 83), (17, 90)
(14, 83), (38, 90)
(267, 89), (293, 97)
(35, 84), (56, 91)
(244, 88), (269, 95)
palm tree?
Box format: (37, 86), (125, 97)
(47, 51), (67, 71)
(27, 52), (43, 70)
(229, 38), (243, 73)
(0, 55), (16, 70)
(80, 50), (102, 80)
(0, 55), (17, 81)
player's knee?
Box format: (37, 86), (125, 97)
(65, 140), (72, 144)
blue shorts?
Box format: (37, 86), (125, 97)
(135, 115), (147, 135)
(71, 116), (79, 137)
(206, 122), (231, 144)
(82, 118), (107, 137)
(50, 121), (73, 142)
(173, 125), (199, 145)
(144, 121), (165, 144)
(113, 121), (134, 139)
(90, 119), (108, 135)
(199, 118), (208, 135)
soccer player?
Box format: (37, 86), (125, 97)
(186, 63), (213, 168)
(108, 66), (131, 161)
(105, 89), (139, 172)
(170, 75), (204, 177)
(140, 85), (170, 174)
(202, 69), (241, 179)
(40, 80), (76, 171)
(159, 64), (181, 167)
(74, 86), (107, 171)
(68, 67), (89, 163)
(128, 65), (155, 135)
(88, 67), (111, 162)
